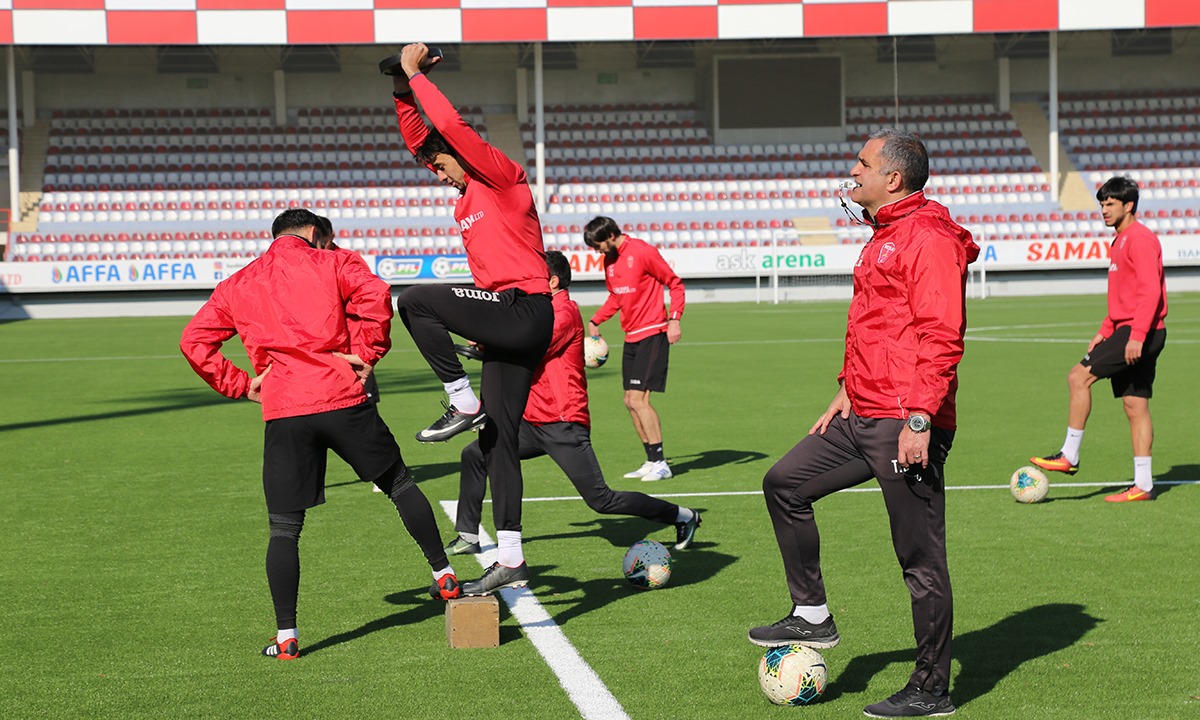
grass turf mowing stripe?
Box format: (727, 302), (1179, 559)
(440, 500), (630, 720)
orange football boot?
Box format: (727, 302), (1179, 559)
(1029, 452), (1079, 475)
(1104, 486), (1154, 503)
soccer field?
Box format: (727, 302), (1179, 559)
(1, 293), (1197, 719)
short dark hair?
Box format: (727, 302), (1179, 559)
(545, 250), (571, 289)
(869, 127), (930, 192)
(415, 130), (456, 166)
(271, 207), (322, 239)
(1096, 176), (1139, 213)
(583, 216), (621, 249)
(314, 215), (334, 247)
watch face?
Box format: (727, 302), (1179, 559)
(908, 415), (929, 432)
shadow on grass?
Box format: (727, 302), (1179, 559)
(1046, 467), (1192, 502)
(301, 587), (448, 657)
(326, 460), (463, 490)
(667, 448), (771, 477)
(824, 603), (1101, 709)
(0, 386), (234, 432)
(528, 513), (706, 550)
(531, 544), (738, 628)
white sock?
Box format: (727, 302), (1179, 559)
(495, 530), (524, 567)
(675, 507), (694, 524)
(444, 376), (480, 414)
(277, 628), (297, 644)
(1133, 456), (1153, 492)
(433, 565), (456, 581)
(792, 604), (830, 624)
(1060, 427), (1084, 465)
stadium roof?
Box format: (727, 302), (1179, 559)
(0, 1), (1197, 46)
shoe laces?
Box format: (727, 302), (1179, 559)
(886, 685), (924, 705)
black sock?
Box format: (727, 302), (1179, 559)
(648, 443), (664, 462)
(643, 442), (653, 462)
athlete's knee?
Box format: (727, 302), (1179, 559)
(461, 440), (485, 467)
(268, 511), (305, 542)
(1068, 364), (1095, 388)
(624, 390), (649, 410)
(583, 485), (621, 514)
(387, 465), (417, 503)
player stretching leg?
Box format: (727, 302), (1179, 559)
(388, 43), (553, 594)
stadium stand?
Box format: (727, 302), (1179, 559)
(5, 88), (1198, 262)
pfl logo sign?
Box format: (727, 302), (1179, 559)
(431, 256), (471, 279)
(376, 257), (423, 281)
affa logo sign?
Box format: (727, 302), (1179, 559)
(51, 262), (197, 284)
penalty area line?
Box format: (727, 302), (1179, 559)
(438, 500), (630, 720)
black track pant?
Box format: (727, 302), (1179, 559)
(762, 411), (955, 695)
(396, 284), (553, 532)
(265, 460), (450, 630)
(455, 421), (679, 535)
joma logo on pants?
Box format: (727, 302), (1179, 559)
(452, 287), (500, 302)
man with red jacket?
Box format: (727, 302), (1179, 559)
(584, 217), (686, 483)
(389, 43), (553, 595)
(444, 252), (701, 557)
(1030, 176), (1167, 502)
(180, 208), (460, 662)
(748, 129), (978, 719)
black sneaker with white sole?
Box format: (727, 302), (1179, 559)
(461, 562), (530, 595)
(415, 401), (486, 443)
(748, 613), (840, 648)
(673, 510), (701, 550)
(863, 684), (955, 718)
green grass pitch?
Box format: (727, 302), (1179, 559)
(1, 293), (1197, 719)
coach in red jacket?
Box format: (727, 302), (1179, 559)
(445, 252), (701, 557)
(585, 217), (686, 483)
(389, 43), (553, 596)
(180, 208), (459, 661)
(749, 129), (978, 719)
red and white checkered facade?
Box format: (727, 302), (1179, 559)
(0, 1), (1196, 45)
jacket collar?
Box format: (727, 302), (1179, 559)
(863, 190), (926, 227)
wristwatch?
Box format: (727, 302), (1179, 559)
(906, 414), (930, 433)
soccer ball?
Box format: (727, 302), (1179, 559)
(622, 539), (672, 590)
(758, 644), (828, 706)
(1010, 465), (1050, 503)
(584, 335), (609, 369)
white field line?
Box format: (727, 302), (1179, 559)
(438, 500), (630, 720)
(493, 481), (1199, 505)
(3, 317), (1199, 363)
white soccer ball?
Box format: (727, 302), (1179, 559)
(758, 644), (828, 706)
(583, 335), (609, 369)
(1010, 465), (1050, 504)
(622, 539), (672, 590)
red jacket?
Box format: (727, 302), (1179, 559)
(394, 74), (549, 296)
(841, 192), (979, 430)
(1100, 220), (1167, 342)
(180, 235), (392, 421)
(525, 289), (590, 427)
(590, 236), (686, 342)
